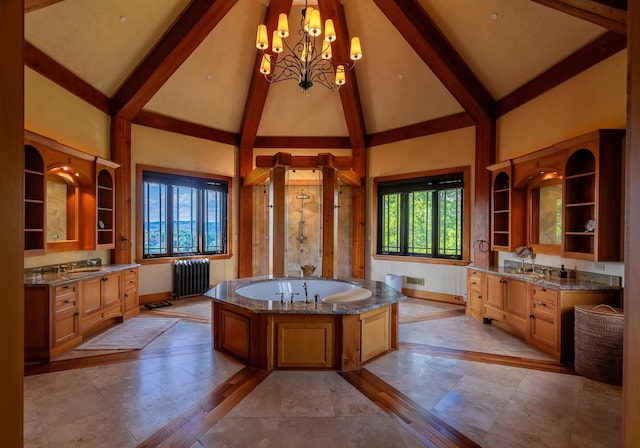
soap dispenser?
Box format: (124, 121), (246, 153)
(559, 265), (568, 278)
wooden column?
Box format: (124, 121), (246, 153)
(110, 116), (133, 264)
(473, 118), (496, 267)
(351, 146), (366, 279)
(238, 144), (254, 277)
(0, 0), (24, 445)
(271, 166), (286, 276)
(624, 2), (640, 445)
(321, 167), (336, 278)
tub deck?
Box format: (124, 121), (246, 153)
(205, 277), (406, 371)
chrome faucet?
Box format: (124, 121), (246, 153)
(275, 292), (285, 303)
(302, 282), (309, 303)
(289, 292), (299, 303)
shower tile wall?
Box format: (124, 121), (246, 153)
(287, 185), (320, 277)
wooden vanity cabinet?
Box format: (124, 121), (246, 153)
(122, 267), (140, 319)
(527, 285), (619, 361)
(24, 145), (45, 256)
(561, 129), (624, 261)
(25, 282), (82, 362)
(466, 269), (484, 321)
(488, 161), (525, 251)
(484, 274), (528, 338)
(79, 273), (122, 334)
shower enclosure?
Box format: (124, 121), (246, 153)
(251, 154), (354, 279)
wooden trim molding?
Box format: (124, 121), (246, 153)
(134, 164), (233, 262)
(372, 165), (471, 263)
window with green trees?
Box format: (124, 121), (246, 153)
(141, 169), (229, 259)
(377, 173), (463, 259)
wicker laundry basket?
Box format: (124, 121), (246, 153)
(574, 304), (623, 385)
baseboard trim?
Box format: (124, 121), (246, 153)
(402, 288), (465, 306)
(139, 291), (173, 305)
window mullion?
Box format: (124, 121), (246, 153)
(432, 190), (439, 257)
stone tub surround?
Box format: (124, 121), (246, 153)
(469, 263), (622, 291)
(205, 276), (406, 314)
(24, 259), (140, 286)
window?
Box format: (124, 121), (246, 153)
(376, 171), (464, 260)
(140, 168), (229, 259)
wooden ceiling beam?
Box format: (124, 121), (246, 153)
(25, 0), (65, 13)
(497, 31), (626, 117)
(132, 110), (240, 146)
(238, 0), (293, 177)
(367, 112), (475, 147)
(24, 41), (110, 114)
(530, 0), (627, 34)
(110, 0), (238, 120)
(253, 136), (352, 149)
(319, 0), (367, 150)
(373, 0), (494, 122)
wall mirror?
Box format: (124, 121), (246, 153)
(528, 175), (563, 255)
(46, 168), (80, 251)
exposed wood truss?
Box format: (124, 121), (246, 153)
(24, 0), (65, 13)
(110, 0), (239, 120)
(373, 0), (494, 122)
(530, 0), (627, 34)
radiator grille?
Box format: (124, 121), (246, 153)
(173, 258), (210, 299)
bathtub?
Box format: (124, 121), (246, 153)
(235, 279), (372, 303)
(206, 276), (406, 371)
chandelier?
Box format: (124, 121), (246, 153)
(255, 1), (362, 92)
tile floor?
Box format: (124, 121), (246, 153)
(24, 298), (622, 447)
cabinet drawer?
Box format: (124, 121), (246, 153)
(55, 283), (77, 301)
(531, 286), (558, 306)
(531, 299), (556, 323)
(467, 270), (483, 292)
(124, 269), (138, 284)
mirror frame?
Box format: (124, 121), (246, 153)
(526, 171), (563, 256)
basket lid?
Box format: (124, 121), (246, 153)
(575, 304), (623, 316)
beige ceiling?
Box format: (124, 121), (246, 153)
(24, 0), (610, 138)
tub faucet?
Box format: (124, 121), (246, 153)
(302, 282), (309, 303)
(289, 292), (299, 303)
(314, 293), (320, 307)
(275, 292), (285, 303)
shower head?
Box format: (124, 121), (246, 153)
(296, 191), (310, 200)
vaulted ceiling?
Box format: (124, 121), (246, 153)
(24, 0), (627, 150)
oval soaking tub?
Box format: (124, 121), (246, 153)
(235, 279), (372, 303)
(206, 277), (405, 371)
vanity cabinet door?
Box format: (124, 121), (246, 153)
(80, 277), (103, 333)
(484, 274), (506, 321)
(54, 283), (79, 346)
(528, 285), (560, 359)
(466, 269), (484, 321)
(503, 279), (528, 337)
(101, 273), (122, 320)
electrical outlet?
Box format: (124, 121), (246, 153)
(594, 262), (606, 271)
(406, 276), (425, 286)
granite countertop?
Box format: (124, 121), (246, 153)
(24, 263), (140, 287)
(204, 276), (406, 315)
(466, 265), (622, 291)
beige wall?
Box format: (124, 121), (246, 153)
(23, 67), (112, 269)
(131, 125), (238, 295)
(497, 50), (627, 161)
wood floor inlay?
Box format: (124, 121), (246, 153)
(341, 368), (481, 448)
(399, 341), (576, 374)
(137, 366), (270, 448)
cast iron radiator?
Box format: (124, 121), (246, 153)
(173, 258), (210, 299)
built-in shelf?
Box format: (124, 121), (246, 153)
(24, 145), (45, 255)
